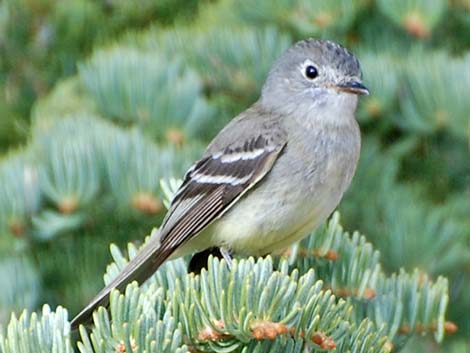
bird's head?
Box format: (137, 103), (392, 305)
(261, 39), (368, 119)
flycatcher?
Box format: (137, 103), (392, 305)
(71, 38), (368, 329)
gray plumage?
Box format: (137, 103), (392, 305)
(71, 38), (367, 329)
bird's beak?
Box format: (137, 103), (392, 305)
(336, 81), (369, 96)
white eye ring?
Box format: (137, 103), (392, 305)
(300, 59), (319, 80)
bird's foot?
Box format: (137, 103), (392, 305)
(220, 247), (233, 269)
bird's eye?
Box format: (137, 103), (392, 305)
(305, 65), (318, 79)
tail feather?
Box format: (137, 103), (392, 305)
(70, 234), (172, 330)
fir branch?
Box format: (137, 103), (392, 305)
(288, 213), (381, 301)
(0, 257), (40, 325)
(0, 152), (41, 238)
(34, 115), (104, 215)
(0, 305), (72, 353)
(97, 211), (450, 352)
(399, 51), (470, 139)
(138, 26), (291, 110)
(82, 252), (389, 353)
(0, 213), (452, 353)
(234, 0), (366, 37)
(0, 115), (202, 241)
(79, 47), (214, 144)
(355, 52), (401, 122)
(339, 138), (465, 274)
(30, 77), (98, 128)
(377, 0), (446, 38)
(102, 129), (199, 215)
(284, 213), (451, 347)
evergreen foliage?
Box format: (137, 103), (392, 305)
(0, 215), (455, 352)
(79, 48), (214, 143)
(0, 0), (469, 352)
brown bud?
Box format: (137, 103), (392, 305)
(115, 342), (126, 353)
(166, 128), (186, 146)
(444, 321), (458, 334)
(403, 12), (430, 38)
(312, 332), (336, 350)
(363, 288), (376, 299)
(198, 326), (227, 342)
(251, 321), (288, 341)
(325, 250), (339, 261)
(58, 196), (78, 214)
(9, 220), (25, 237)
(383, 341), (394, 352)
(115, 338), (137, 352)
(365, 98), (383, 118)
(314, 12), (333, 28)
(131, 192), (163, 215)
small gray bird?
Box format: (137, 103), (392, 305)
(71, 38), (368, 329)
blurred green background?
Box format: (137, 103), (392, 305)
(0, 0), (468, 352)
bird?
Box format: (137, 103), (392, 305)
(71, 38), (368, 329)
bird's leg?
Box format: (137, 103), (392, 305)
(220, 247), (233, 269)
(188, 247), (221, 274)
(188, 247), (233, 274)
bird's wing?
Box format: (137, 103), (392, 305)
(71, 133), (286, 329)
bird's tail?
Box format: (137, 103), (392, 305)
(70, 231), (172, 330)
